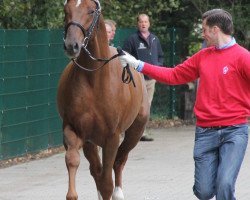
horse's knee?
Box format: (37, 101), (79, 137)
(140, 105), (150, 119)
(65, 149), (80, 168)
(89, 165), (102, 181)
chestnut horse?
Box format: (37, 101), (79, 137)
(57, 0), (149, 199)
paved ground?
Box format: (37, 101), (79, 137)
(0, 126), (249, 200)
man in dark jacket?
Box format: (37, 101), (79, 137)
(123, 13), (164, 141)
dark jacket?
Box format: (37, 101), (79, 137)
(123, 31), (164, 80)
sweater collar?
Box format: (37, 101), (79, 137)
(216, 36), (236, 50)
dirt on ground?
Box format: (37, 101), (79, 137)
(0, 146), (65, 169)
(0, 119), (193, 169)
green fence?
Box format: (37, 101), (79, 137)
(0, 29), (69, 160)
(0, 28), (186, 160)
(150, 28), (187, 119)
(113, 28), (136, 47)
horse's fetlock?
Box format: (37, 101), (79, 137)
(66, 193), (78, 200)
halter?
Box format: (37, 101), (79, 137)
(64, 0), (101, 48)
(64, 0), (136, 87)
(64, 0), (115, 71)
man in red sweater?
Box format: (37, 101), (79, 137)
(119, 9), (250, 200)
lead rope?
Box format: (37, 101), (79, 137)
(72, 50), (119, 72)
(73, 47), (136, 87)
(117, 47), (136, 87)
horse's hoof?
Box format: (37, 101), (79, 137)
(112, 187), (124, 200)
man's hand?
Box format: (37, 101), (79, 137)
(118, 51), (140, 69)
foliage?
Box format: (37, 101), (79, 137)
(0, 0), (64, 29)
(102, 0), (180, 28)
(189, 0), (250, 48)
(0, 0), (249, 49)
(0, 0), (180, 29)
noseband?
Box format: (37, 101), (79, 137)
(64, 0), (117, 72)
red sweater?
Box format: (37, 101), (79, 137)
(142, 44), (250, 127)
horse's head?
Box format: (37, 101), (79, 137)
(63, 0), (101, 58)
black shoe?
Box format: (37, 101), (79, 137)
(140, 135), (154, 142)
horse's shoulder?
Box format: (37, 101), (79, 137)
(109, 46), (118, 55)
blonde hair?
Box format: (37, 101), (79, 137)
(104, 19), (116, 28)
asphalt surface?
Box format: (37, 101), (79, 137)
(0, 126), (249, 200)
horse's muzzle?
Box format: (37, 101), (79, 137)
(64, 40), (81, 58)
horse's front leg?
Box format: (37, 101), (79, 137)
(99, 133), (120, 200)
(83, 142), (102, 198)
(63, 125), (83, 200)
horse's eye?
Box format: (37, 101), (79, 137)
(88, 10), (95, 15)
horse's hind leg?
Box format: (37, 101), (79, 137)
(63, 125), (83, 200)
(83, 142), (102, 199)
(113, 116), (148, 200)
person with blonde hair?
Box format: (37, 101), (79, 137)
(104, 22), (113, 45)
(104, 19), (116, 46)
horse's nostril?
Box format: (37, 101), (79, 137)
(64, 41), (80, 58)
(73, 43), (79, 53)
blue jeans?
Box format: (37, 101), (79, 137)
(193, 124), (248, 200)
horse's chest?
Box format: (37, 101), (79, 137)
(74, 105), (115, 134)
(75, 110), (115, 146)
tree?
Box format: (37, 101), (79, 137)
(189, 0), (250, 48)
(0, 0), (249, 49)
(0, 0), (63, 29)
(0, 0), (180, 29)
(102, 0), (180, 28)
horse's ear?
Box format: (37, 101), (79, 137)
(94, 0), (101, 11)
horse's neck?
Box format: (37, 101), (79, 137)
(73, 17), (111, 87)
(76, 35), (111, 86)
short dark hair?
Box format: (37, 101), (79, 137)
(202, 9), (234, 35)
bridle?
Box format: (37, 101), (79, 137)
(64, 0), (101, 51)
(64, 0), (115, 71)
(63, 0), (136, 87)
